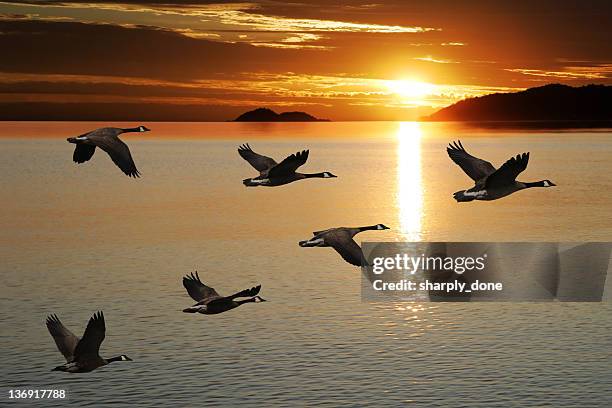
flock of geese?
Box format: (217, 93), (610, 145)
(48, 126), (556, 373)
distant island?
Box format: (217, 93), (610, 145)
(424, 84), (612, 123)
(233, 108), (329, 122)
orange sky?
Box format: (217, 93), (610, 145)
(0, 1), (611, 120)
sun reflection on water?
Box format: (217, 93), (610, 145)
(396, 122), (423, 241)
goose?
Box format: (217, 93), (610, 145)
(238, 143), (337, 186)
(447, 140), (555, 202)
(67, 126), (149, 177)
(299, 224), (390, 266)
(182, 271), (266, 314)
(46, 311), (132, 373)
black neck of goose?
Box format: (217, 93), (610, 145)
(121, 127), (141, 133)
(524, 181), (547, 188)
(302, 172), (326, 178)
(107, 355), (124, 363)
(358, 225), (379, 232)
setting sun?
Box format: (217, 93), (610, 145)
(386, 80), (438, 99)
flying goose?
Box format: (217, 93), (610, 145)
(238, 143), (337, 186)
(182, 271), (266, 314)
(299, 224), (390, 266)
(67, 126), (149, 177)
(447, 140), (555, 202)
(46, 311), (132, 373)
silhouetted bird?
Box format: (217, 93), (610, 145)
(238, 143), (336, 186)
(182, 271), (266, 315)
(46, 311), (132, 373)
(67, 126), (149, 177)
(447, 140), (555, 201)
(299, 224), (390, 266)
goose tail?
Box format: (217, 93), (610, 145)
(243, 178), (258, 187)
(453, 190), (475, 202)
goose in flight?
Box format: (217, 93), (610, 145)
(46, 312), (132, 373)
(447, 140), (555, 202)
(67, 126), (149, 177)
(238, 143), (337, 186)
(299, 224), (390, 266)
(182, 271), (266, 315)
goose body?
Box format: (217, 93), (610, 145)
(299, 224), (390, 266)
(182, 271), (266, 315)
(67, 126), (149, 177)
(238, 143), (336, 186)
(46, 312), (132, 373)
(447, 140), (555, 202)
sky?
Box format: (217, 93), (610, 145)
(1, 0), (611, 121)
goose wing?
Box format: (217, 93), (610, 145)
(74, 311), (106, 361)
(46, 314), (80, 362)
(228, 284), (261, 300)
(183, 271), (221, 302)
(485, 152), (529, 188)
(238, 144), (277, 173)
(73, 144), (96, 163)
(325, 231), (365, 267)
(447, 140), (496, 181)
(312, 228), (333, 237)
(92, 136), (140, 177)
(267, 150), (309, 178)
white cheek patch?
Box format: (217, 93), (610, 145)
(543, 181), (550, 187)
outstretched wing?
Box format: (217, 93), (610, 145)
(46, 314), (80, 362)
(238, 144), (277, 173)
(94, 136), (140, 178)
(325, 232), (365, 267)
(74, 311), (106, 361)
(182, 271), (221, 302)
(267, 150), (309, 178)
(447, 140), (496, 181)
(312, 228), (333, 237)
(485, 152), (530, 188)
(73, 145), (96, 164)
(228, 284), (261, 300)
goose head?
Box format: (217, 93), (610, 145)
(138, 126), (151, 132)
(322, 172), (337, 178)
(108, 354), (133, 363)
(375, 224), (390, 230)
(541, 180), (556, 187)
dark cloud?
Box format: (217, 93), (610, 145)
(0, 19), (314, 80)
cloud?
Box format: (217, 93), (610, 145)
(414, 56), (459, 64)
(505, 67), (608, 79)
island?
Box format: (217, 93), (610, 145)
(424, 84), (612, 123)
(233, 108), (329, 122)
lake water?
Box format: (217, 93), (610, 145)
(1, 121), (611, 407)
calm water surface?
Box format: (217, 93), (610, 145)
(1, 122), (611, 407)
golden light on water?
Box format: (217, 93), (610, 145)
(396, 122), (423, 241)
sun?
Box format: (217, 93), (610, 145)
(386, 79), (437, 99)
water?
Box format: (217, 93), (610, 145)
(1, 122), (611, 406)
